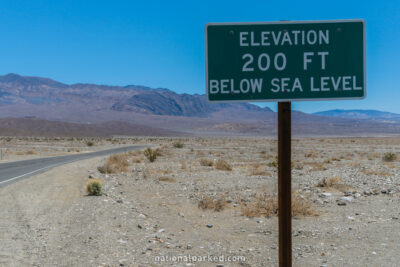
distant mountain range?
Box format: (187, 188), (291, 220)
(314, 109), (400, 122)
(0, 73), (399, 137)
(0, 73), (270, 118)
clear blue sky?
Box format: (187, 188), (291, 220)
(0, 0), (399, 113)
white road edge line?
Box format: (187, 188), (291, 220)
(0, 159), (77, 185)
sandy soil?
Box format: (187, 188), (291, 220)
(0, 137), (399, 266)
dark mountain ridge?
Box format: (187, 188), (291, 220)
(0, 73), (272, 118)
(0, 73), (399, 137)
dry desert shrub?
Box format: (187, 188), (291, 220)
(318, 176), (341, 187)
(367, 152), (380, 160)
(250, 164), (270, 176)
(98, 154), (129, 174)
(143, 169), (151, 179)
(259, 152), (270, 160)
(330, 157), (341, 162)
(131, 157), (141, 163)
(304, 151), (318, 159)
(156, 168), (173, 175)
(200, 158), (214, 167)
(158, 176), (176, 183)
(241, 191), (315, 218)
(180, 160), (187, 170)
(241, 193), (278, 217)
(196, 150), (206, 157)
(154, 148), (164, 157)
(214, 159), (232, 171)
(198, 194), (227, 212)
(349, 162), (361, 167)
(292, 160), (304, 170)
(361, 169), (391, 176)
(342, 152), (354, 160)
(126, 150), (141, 157)
(317, 176), (353, 192)
(291, 192), (316, 217)
(306, 162), (327, 171)
(25, 150), (36, 155)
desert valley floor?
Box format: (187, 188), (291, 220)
(0, 136), (399, 266)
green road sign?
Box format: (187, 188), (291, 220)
(205, 20), (365, 102)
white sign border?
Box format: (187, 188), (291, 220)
(205, 19), (366, 103)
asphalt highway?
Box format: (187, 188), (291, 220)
(0, 145), (145, 186)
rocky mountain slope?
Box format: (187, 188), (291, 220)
(0, 73), (399, 137)
(0, 73), (270, 118)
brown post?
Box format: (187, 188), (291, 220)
(278, 101), (292, 267)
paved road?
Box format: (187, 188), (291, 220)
(0, 145), (145, 186)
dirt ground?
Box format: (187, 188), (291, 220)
(0, 136), (148, 162)
(0, 137), (399, 266)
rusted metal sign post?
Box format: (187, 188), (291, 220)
(205, 20), (365, 267)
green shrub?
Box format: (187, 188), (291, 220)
(173, 141), (184, 148)
(86, 141), (94, 147)
(144, 148), (157, 162)
(268, 159), (278, 168)
(383, 152), (397, 162)
(86, 181), (102, 196)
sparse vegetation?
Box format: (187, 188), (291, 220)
(180, 160), (187, 170)
(241, 193), (278, 217)
(86, 179), (103, 196)
(198, 195), (227, 212)
(251, 164), (270, 176)
(131, 157), (141, 163)
(143, 169), (151, 179)
(200, 158), (213, 167)
(173, 141), (184, 148)
(98, 154), (129, 174)
(154, 148), (163, 156)
(3, 136), (399, 266)
(382, 152), (397, 162)
(305, 152), (317, 158)
(317, 176), (353, 192)
(241, 191), (316, 218)
(310, 162), (327, 171)
(361, 169), (391, 176)
(158, 176), (176, 183)
(293, 161), (304, 170)
(214, 159), (232, 171)
(86, 141), (94, 147)
(267, 159), (278, 168)
(144, 148), (157, 162)
(367, 152), (380, 160)
(318, 176), (341, 188)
